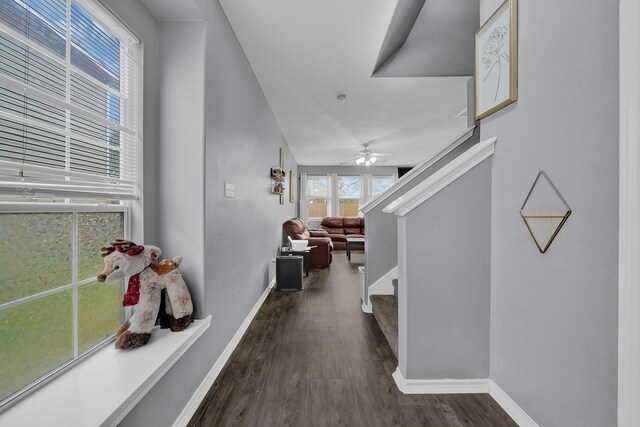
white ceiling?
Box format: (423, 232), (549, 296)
(219, 0), (469, 167)
(141, 0), (467, 167)
(139, 0), (203, 20)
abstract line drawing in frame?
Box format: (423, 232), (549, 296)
(475, 0), (518, 120)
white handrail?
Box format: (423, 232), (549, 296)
(382, 137), (496, 217)
(359, 126), (476, 214)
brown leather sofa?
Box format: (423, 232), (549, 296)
(283, 218), (333, 267)
(319, 217), (365, 250)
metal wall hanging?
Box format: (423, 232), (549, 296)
(520, 171), (571, 253)
(279, 147), (285, 205)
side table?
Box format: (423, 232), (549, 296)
(280, 246), (311, 277)
(345, 237), (365, 261)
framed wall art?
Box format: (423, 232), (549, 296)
(289, 170), (294, 203)
(475, 0), (518, 120)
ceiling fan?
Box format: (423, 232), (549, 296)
(351, 143), (391, 166)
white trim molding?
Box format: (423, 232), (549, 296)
(383, 137), (496, 217)
(391, 369), (539, 426)
(361, 266), (398, 313)
(0, 317), (211, 427)
(489, 380), (540, 427)
(172, 280), (275, 427)
(619, 0), (640, 425)
(359, 126), (476, 214)
(392, 368), (489, 394)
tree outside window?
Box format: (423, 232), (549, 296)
(338, 176), (360, 217)
(308, 176), (329, 218)
(371, 176), (395, 198)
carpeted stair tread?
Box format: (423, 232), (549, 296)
(370, 294), (398, 359)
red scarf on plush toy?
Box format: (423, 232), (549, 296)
(122, 274), (141, 306)
(117, 244), (147, 307)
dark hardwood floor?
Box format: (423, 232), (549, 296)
(188, 251), (516, 427)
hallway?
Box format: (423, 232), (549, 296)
(188, 252), (516, 426)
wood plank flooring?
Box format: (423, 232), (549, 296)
(188, 252), (516, 427)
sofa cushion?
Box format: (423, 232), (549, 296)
(344, 227), (362, 235)
(283, 218), (310, 239)
(343, 217), (361, 228)
(308, 237), (333, 249)
(328, 234), (347, 242)
(321, 217), (344, 228)
(309, 230), (329, 238)
(321, 226), (344, 235)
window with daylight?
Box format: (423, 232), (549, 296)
(371, 176), (395, 198)
(0, 0), (140, 408)
(338, 175), (360, 217)
(307, 175), (329, 218)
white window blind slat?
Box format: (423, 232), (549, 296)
(0, 0), (139, 201)
(0, 74), (134, 134)
(0, 159), (135, 185)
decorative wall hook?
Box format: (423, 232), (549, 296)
(520, 171), (571, 253)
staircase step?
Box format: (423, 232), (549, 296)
(370, 295), (398, 359)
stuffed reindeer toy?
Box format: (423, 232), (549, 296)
(98, 240), (194, 350)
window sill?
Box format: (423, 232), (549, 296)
(0, 316), (211, 427)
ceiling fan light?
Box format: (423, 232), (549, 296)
(365, 160), (371, 166)
(370, 157), (377, 164)
(356, 157), (365, 165)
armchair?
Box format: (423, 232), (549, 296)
(283, 218), (333, 267)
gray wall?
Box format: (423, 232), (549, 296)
(399, 158), (491, 379)
(157, 20), (206, 315)
(364, 128), (479, 291)
(103, 1), (298, 425)
(480, 0), (619, 425)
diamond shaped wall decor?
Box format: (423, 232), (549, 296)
(520, 171), (571, 253)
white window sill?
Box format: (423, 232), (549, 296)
(0, 316), (211, 427)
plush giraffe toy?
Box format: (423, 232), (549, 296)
(98, 240), (194, 350)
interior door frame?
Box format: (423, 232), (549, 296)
(618, 1), (640, 425)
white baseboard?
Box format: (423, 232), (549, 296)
(361, 266), (397, 313)
(171, 279), (275, 427)
(392, 368), (490, 394)
(489, 380), (539, 427)
(391, 368), (538, 426)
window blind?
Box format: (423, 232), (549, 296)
(0, 0), (139, 200)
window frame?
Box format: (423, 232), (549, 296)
(0, 0), (140, 201)
(0, 202), (131, 410)
(0, 0), (141, 411)
(302, 174), (397, 222)
(336, 175), (361, 217)
(307, 175), (330, 219)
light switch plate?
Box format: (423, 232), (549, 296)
(224, 182), (235, 198)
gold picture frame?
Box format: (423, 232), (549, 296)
(474, 0), (518, 120)
(289, 171), (294, 203)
